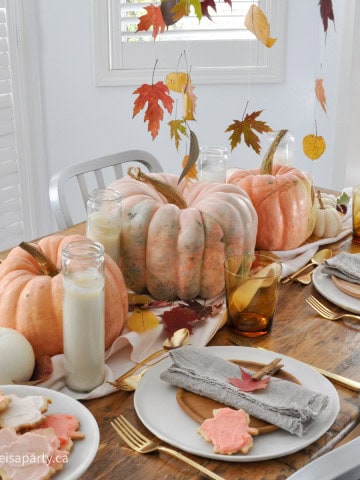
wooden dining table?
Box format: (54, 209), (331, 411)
(2, 222), (360, 480)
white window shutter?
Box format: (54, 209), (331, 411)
(0, 1), (24, 250)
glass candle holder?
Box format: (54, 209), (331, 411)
(62, 239), (105, 392)
(198, 146), (227, 183)
(86, 188), (121, 263)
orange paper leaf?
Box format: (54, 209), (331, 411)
(225, 110), (272, 153)
(127, 308), (159, 332)
(315, 78), (327, 113)
(245, 5), (277, 48)
(133, 82), (174, 139)
(137, 5), (166, 40)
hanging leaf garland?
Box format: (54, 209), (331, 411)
(225, 109), (273, 154)
(245, 5), (277, 48)
(303, 133), (326, 160)
(132, 80), (174, 140)
(318, 0), (335, 34)
(315, 78), (327, 113)
(168, 119), (188, 150)
(178, 130), (200, 183)
(136, 4), (166, 40)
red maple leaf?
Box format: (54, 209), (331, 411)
(137, 5), (166, 40)
(161, 300), (223, 337)
(228, 367), (270, 392)
(201, 0), (217, 18)
(318, 0), (335, 34)
(133, 82), (174, 139)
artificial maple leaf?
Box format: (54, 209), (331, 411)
(319, 0), (335, 34)
(178, 130), (199, 183)
(127, 308), (159, 333)
(161, 299), (222, 337)
(168, 119), (187, 150)
(181, 154), (198, 182)
(171, 0), (202, 23)
(315, 78), (327, 113)
(225, 110), (272, 153)
(133, 82), (174, 139)
(245, 5), (276, 48)
(137, 5), (166, 40)
(228, 367), (270, 392)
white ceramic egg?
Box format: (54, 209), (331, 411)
(0, 327), (35, 384)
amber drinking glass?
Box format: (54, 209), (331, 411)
(224, 253), (282, 337)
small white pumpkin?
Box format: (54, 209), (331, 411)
(314, 192), (337, 209)
(313, 190), (343, 238)
(0, 327), (35, 384)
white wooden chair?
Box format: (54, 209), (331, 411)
(49, 150), (163, 229)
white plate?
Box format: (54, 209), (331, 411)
(134, 346), (340, 462)
(313, 265), (360, 314)
(1, 385), (99, 479)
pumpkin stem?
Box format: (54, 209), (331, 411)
(317, 189), (325, 210)
(260, 129), (288, 175)
(19, 242), (59, 277)
(128, 167), (187, 209)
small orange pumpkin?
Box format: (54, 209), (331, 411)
(228, 130), (316, 251)
(0, 234), (128, 359)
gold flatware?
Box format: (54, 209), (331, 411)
(228, 337), (360, 392)
(294, 271), (313, 285)
(282, 248), (332, 284)
(306, 295), (360, 322)
(111, 415), (226, 480)
(109, 328), (189, 388)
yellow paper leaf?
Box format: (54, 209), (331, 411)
(303, 134), (326, 160)
(315, 78), (327, 113)
(127, 308), (159, 332)
(244, 5), (277, 48)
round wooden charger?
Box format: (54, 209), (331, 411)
(331, 276), (360, 299)
(176, 360), (300, 435)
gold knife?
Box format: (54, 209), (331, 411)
(228, 338), (360, 392)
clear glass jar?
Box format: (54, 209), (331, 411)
(62, 239), (105, 392)
(86, 188), (121, 263)
(198, 146), (228, 183)
(265, 131), (295, 166)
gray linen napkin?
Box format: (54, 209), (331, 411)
(322, 252), (360, 284)
(160, 346), (329, 437)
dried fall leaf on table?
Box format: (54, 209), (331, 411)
(245, 5), (277, 48)
(303, 133), (326, 160)
(161, 299), (222, 337)
(137, 5), (166, 40)
(127, 308), (159, 333)
(133, 82), (174, 139)
(228, 367), (270, 392)
(225, 110), (272, 153)
(315, 78), (327, 113)
(319, 0), (335, 34)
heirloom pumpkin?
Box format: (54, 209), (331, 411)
(0, 234), (128, 359)
(227, 130), (316, 251)
(109, 168), (258, 300)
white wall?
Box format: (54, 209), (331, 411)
(34, 0), (356, 232)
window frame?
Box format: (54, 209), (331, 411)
(92, 0), (287, 86)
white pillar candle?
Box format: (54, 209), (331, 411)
(86, 189), (121, 263)
(62, 240), (105, 393)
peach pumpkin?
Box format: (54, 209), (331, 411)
(227, 130), (315, 251)
(0, 234), (128, 359)
(109, 168), (258, 300)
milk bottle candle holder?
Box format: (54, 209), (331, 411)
(62, 239), (105, 392)
(198, 146), (227, 183)
(86, 188), (121, 263)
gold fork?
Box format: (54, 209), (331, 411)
(306, 295), (360, 321)
(111, 415), (226, 480)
